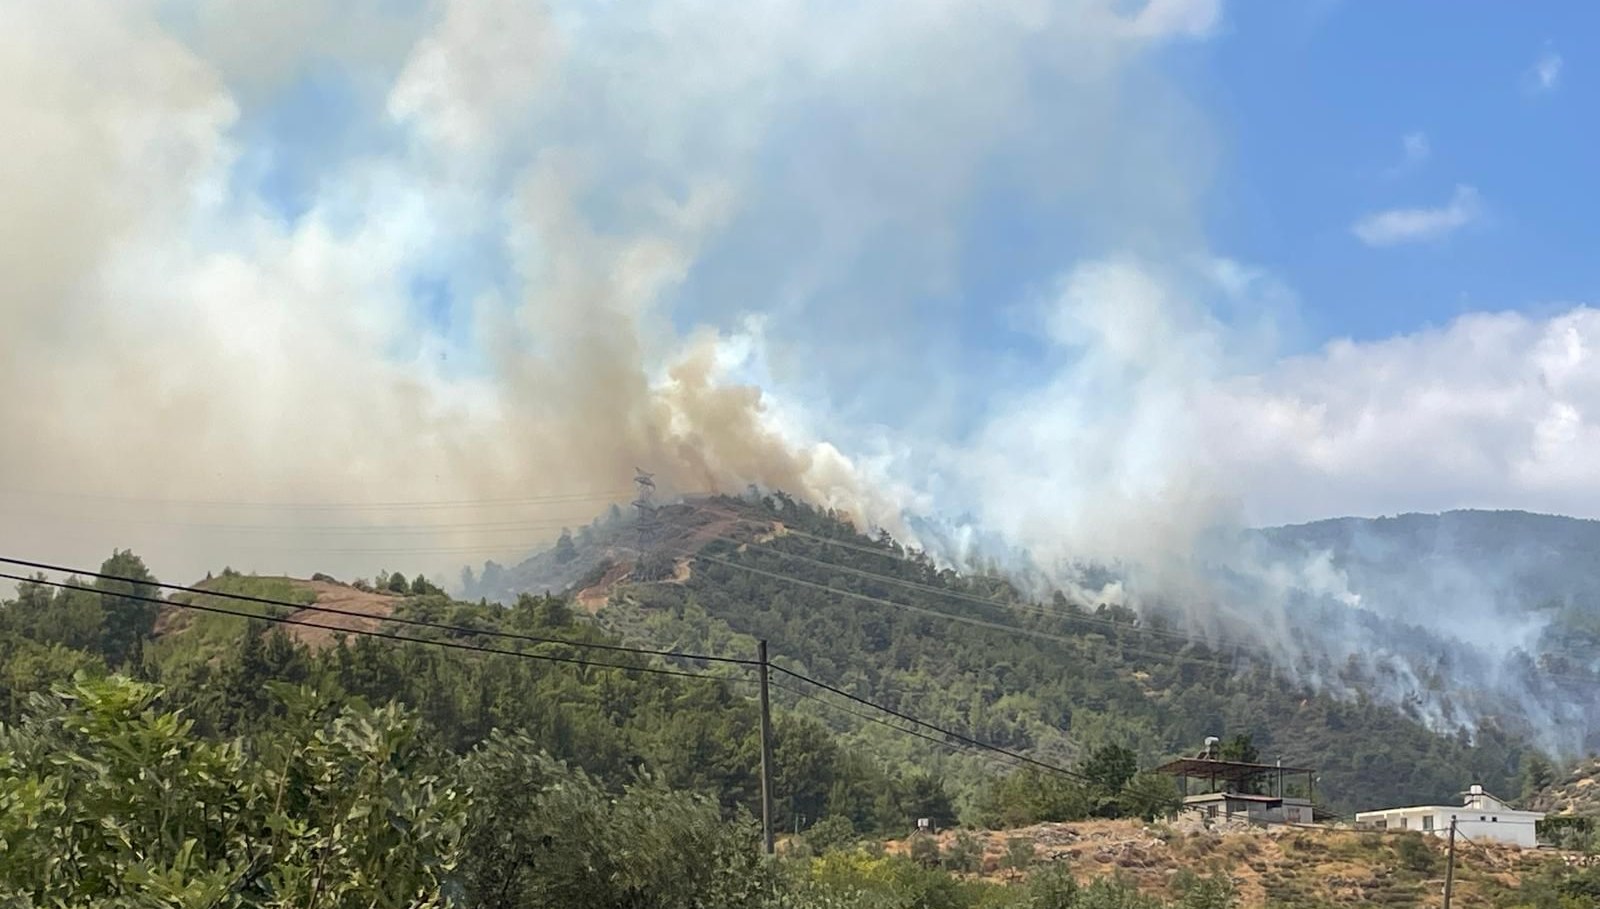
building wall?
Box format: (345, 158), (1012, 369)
(1355, 807), (1541, 848)
(1182, 794), (1314, 826)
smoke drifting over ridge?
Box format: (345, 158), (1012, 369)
(6, 1), (1600, 750)
(0, 0), (1218, 581)
(0, 0), (909, 581)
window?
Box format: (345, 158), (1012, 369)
(1376, 820), (1387, 830)
(1423, 816), (1434, 831)
(1492, 817), (1498, 823)
(1399, 817), (1408, 830)
(1480, 816), (1487, 822)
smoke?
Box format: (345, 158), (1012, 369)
(6, 0), (1599, 751)
(1, 0), (1216, 582)
(0, 0), (897, 583)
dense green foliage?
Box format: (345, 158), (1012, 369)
(2, 539), (1597, 906)
(0, 676), (462, 907)
(601, 495), (1538, 817)
(2, 672), (1254, 908)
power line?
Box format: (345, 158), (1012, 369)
(770, 663), (1093, 784)
(653, 502), (1239, 648)
(687, 502), (1600, 686)
(3, 554), (1087, 780)
(0, 487), (641, 512)
(693, 525), (1270, 654)
(681, 502), (1316, 658)
(692, 543), (1561, 690)
(770, 678), (1036, 776)
(0, 514), (610, 536)
(696, 551), (1089, 648)
(631, 526), (1292, 683)
(0, 572), (739, 683)
(0, 556), (758, 669)
(4, 563), (1080, 781)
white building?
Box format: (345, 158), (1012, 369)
(1355, 785), (1544, 848)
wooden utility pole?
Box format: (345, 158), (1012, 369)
(1442, 818), (1457, 909)
(758, 640), (775, 856)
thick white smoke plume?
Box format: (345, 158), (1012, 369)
(5, 0), (1600, 750)
(0, 0), (1216, 581)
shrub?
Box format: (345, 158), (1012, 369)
(806, 815), (859, 854)
(1004, 836), (1037, 873)
(944, 830), (985, 874)
(1394, 833), (1438, 875)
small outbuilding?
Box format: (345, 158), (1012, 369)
(1355, 784), (1543, 848)
(1154, 742), (1324, 826)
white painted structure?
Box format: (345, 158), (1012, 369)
(1355, 785), (1544, 848)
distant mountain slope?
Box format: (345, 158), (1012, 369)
(462, 495), (1543, 816)
(1249, 510), (1600, 755)
(1252, 509), (1600, 617)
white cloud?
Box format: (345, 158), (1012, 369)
(1117, 0), (1223, 40)
(1199, 306), (1600, 524)
(1400, 130), (1429, 167)
(1530, 48), (1563, 92)
(1351, 184), (1481, 247)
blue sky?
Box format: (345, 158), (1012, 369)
(224, 2), (1595, 375)
(1201, 3), (1593, 346)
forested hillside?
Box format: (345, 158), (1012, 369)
(0, 551), (1227, 906)
(466, 494), (1544, 817)
(0, 532), (1589, 906)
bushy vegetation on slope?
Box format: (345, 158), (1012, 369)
(1, 542), (1589, 906)
(601, 495), (1534, 817)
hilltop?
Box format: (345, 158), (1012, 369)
(459, 494), (1545, 818)
(461, 497), (769, 603)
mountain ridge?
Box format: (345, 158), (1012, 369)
(461, 494), (1552, 816)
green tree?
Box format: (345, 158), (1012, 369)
(554, 528), (579, 564)
(1394, 832), (1439, 875)
(1025, 864), (1080, 907)
(1219, 734), (1259, 764)
(1218, 734), (1261, 793)
(82, 549), (162, 666)
(1082, 744), (1138, 794)
(1175, 874), (1237, 909)
(1117, 771), (1182, 822)
(387, 571), (410, 593)
(902, 770), (958, 829)
(1003, 836), (1035, 874)
(804, 814), (858, 854)
(1521, 753), (1555, 804)
(978, 770), (1092, 828)
(942, 830), (984, 874)
(774, 714), (842, 832)
(0, 676), (463, 907)
(456, 732), (774, 909)
(1075, 877), (1166, 909)
(908, 831), (941, 868)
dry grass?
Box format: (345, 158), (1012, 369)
(279, 579), (397, 650)
(883, 820), (1572, 907)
